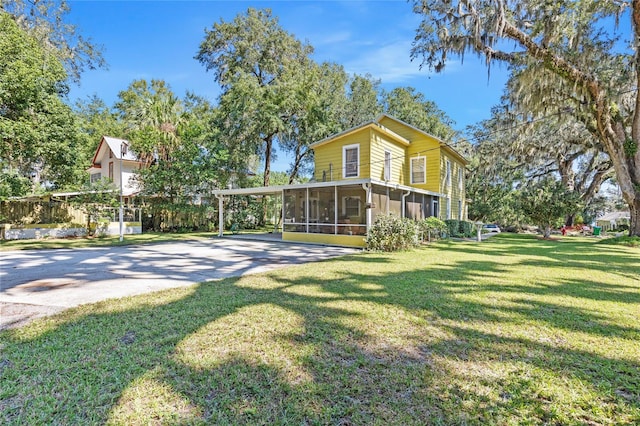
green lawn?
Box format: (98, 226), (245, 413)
(1, 234), (638, 425)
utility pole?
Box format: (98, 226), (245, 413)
(119, 142), (124, 242)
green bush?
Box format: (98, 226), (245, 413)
(444, 219), (475, 238)
(444, 219), (458, 237)
(460, 220), (474, 237)
(419, 216), (447, 241)
(366, 214), (419, 251)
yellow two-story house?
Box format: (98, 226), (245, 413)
(213, 114), (468, 247)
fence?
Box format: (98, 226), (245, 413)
(1, 198), (219, 239)
(1, 199), (84, 226)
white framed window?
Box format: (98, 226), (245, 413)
(445, 159), (451, 187)
(90, 173), (102, 183)
(446, 198), (451, 219)
(432, 198), (439, 218)
(458, 167), (463, 190)
(343, 144), (359, 178)
(309, 197), (319, 221)
(410, 156), (426, 184)
(384, 150), (392, 181)
(458, 200), (463, 220)
(342, 196), (361, 217)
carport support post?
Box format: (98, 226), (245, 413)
(362, 183), (372, 233)
(216, 194), (224, 237)
(476, 222), (483, 242)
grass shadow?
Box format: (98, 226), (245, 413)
(1, 235), (639, 424)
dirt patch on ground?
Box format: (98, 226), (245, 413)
(0, 302), (65, 330)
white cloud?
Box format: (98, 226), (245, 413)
(312, 30), (352, 46)
(342, 39), (428, 82)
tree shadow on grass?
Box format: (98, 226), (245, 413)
(1, 239), (639, 424)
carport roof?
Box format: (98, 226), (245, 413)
(212, 178), (446, 198)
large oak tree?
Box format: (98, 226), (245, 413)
(412, 0), (640, 235)
(196, 8), (313, 188)
(0, 11), (83, 196)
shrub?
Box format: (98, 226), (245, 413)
(597, 235), (639, 247)
(366, 214), (419, 251)
(419, 217), (447, 241)
(444, 219), (475, 238)
(444, 219), (459, 237)
(459, 220), (474, 237)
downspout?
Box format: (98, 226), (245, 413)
(401, 189), (411, 218)
(362, 183), (372, 233)
(306, 187), (310, 233)
(281, 190), (285, 234)
(334, 185), (338, 235)
(214, 193), (224, 237)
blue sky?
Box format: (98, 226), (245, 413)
(67, 0), (511, 171)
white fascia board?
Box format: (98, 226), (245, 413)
(212, 178), (374, 196)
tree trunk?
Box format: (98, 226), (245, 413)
(630, 198), (640, 236)
(261, 135), (274, 225)
(564, 213), (575, 227)
(263, 136), (273, 187)
(543, 224), (551, 239)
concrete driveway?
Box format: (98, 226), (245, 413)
(0, 238), (358, 330)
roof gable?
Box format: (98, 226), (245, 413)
(375, 114), (468, 165)
(91, 136), (140, 165)
(310, 121), (410, 150)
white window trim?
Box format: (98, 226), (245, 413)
(410, 156), (426, 184)
(458, 168), (463, 190)
(446, 197), (451, 219)
(445, 159), (452, 187)
(384, 150), (392, 181)
(343, 144), (360, 178)
(342, 195), (361, 217)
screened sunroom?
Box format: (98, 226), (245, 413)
(213, 178), (444, 247)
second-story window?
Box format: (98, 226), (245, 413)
(445, 159), (452, 187)
(384, 150), (392, 181)
(410, 156), (426, 184)
(108, 162), (114, 181)
(343, 144), (359, 178)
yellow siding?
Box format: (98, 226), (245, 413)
(370, 129), (407, 184)
(377, 116), (425, 142)
(314, 128), (371, 181)
(311, 116), (468, 220)
(283, 232), (366, 247)
(404, 137), (441, 193)
(439, 152), (467, 220)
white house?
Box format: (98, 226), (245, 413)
(596, 211), (631, 231)
(87, 136), (143, 201)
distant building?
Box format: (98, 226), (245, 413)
(596, 211), (631, 231)
(87, 136), (144, 202)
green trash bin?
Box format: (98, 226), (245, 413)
(593, 226), (601, 236)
